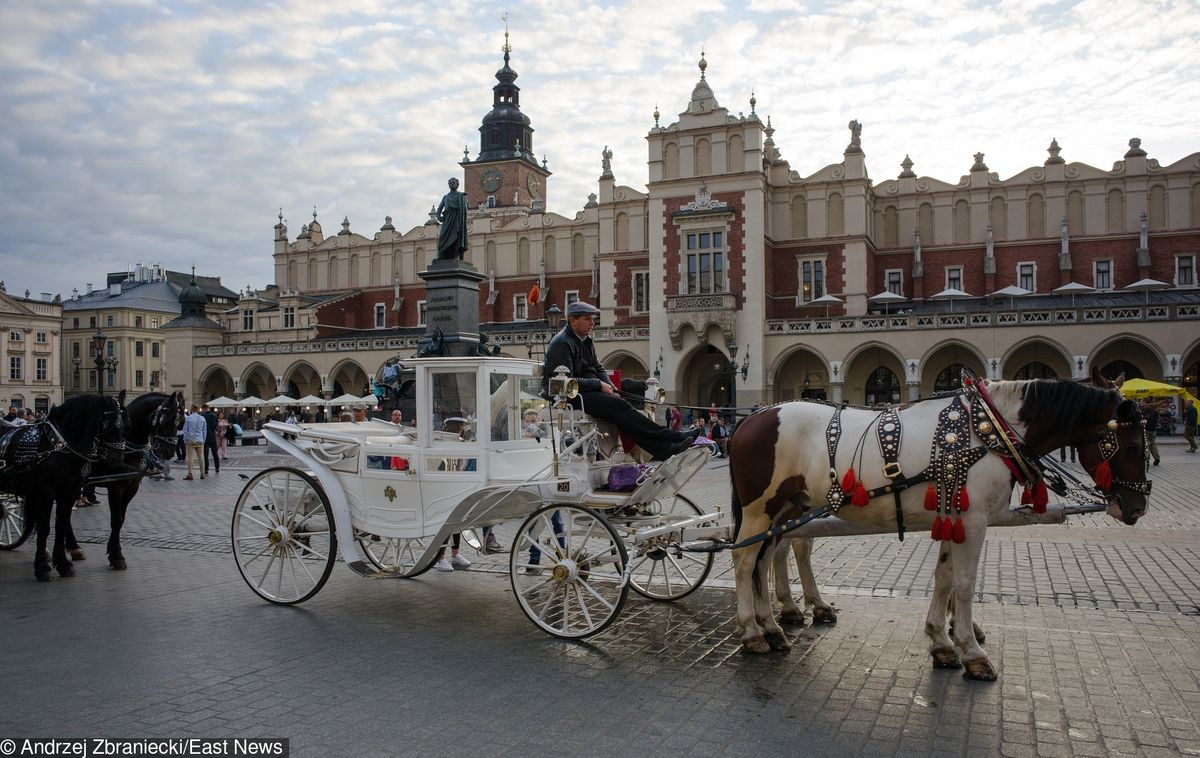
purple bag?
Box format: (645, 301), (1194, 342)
(607, 464), (650, 491)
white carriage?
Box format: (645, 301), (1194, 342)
(231, 356), (722, 639)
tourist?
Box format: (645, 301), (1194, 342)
(182, 405), (207, 480)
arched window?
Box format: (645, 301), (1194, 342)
(934, 363), (970, 393)
(572, 234), (586, 270)
(663, 142), (679, 180)
(615, 212), (629, 251)
(348, 254), (359, 287)
(327, 257), (338, 289)
(790, 196), (807, 239)
(1028, 193), (1045, 238)
(485, 241), (497, 273)
(989, 196), (1007, 241)
(1067, 190), (1084, 235)
(883, 206), (898, 247)
(1106, 188), (1124, 232)
(826, 192), (844, 236)
(727, 133), (744, 172)
(370, 252), (381, 284)
(1149, 185), (1167, 229)
(1101, 359), (1143, 382)
(287, 260), (297, 289)
(544, 235), (557, 271)
(953, 198), (970, 242)
(1015, 362), (1057, 380)
(864, 366), (900, 406)
(918, 202), (934, 244)
(307, 257), (317, 289)
(694, 137), (712, 176)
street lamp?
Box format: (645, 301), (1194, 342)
(717, 342), (751, 421)
(92, 329), (119, 394)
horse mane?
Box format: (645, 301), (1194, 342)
(995, 379), (1120, 434)
(47, 394), (111, 450)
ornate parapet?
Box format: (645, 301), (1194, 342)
(666, 292), (737, 350)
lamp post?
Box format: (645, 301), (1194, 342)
(92, 329), (119, 395)
(72, 355), (81, 391)
(720, 342), (751, 422)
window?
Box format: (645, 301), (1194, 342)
(885, 269), (903, 297)
(107, 371), (114, 388)
(150, 317), (159, 328)
(135, 316), (143, 328)
(935, 364), (969, 393)
(685, 231), (727, 294)
(284, 306), (296, 329)
(1016, 362), (1057, 380)
(1177, 255), (1195, 287)
(1017, 262), (1036, 291)
(35, 331), (47, 344)
(73, 318), (79, 328)
(35, 358), (47, 381)
(135, 341), (144, 357)
(9, 356), (22, 381)
(135, 369), (144, 387)
(107, 342), (114, 358)
(242, 310), (254, 331)
(9, 330), (20, 342)
(797, 257), (825, 303)
(946, 267), (963, 291)
(565, 290), (580, 308)
(513, 294), (528, 321)
(1094, 260), (1112, 290)
(633, 271), (650, 313)
(417, 300), (427, 326)
(89, 316), (96, 328)
(151, 342), (160, 358)
(72, 342), (80, 359)
(864, 366), (900, 406)
(373, 303), (386, 329)
(106, 315), (113, 327)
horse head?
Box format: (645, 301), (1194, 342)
(99, 390), (129, 466)
(146, 391), (184, 460)
(1077, 398), (1150, 525)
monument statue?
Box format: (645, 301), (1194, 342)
(435, 177), (469, 260)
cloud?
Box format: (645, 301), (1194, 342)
(1, 0), (1197, 300)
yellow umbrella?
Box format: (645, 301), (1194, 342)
(1119, 378), (1200, 407)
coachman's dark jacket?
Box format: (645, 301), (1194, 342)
(542, 326), (611, 395)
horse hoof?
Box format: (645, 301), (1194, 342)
(963, 658), (998, 681)
(779, 609), (806, 626)
(56, 564), (76, 578)
(764, 631), (793, 652)
(741, 637), (772, 655)
(931, 647), (962, 669)
(110, 559), (127, 571)
(812, 606), (839, 625)
(70, 548), (86, 561)
(35, 571), (52, 582)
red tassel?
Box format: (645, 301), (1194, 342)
(851, 481), (869, 506)
(955, 486), (970, 512)
(1091, 460), (1112, 492)
(841, 467), (857, 493)
(1020, 486), (1033, 505)
(1032, 480), (1048, 514)
(952, 517), (966, 543)
(941, 516), (956, 541)
(924, 483), (938, 511)
(931, 515), (944, 541)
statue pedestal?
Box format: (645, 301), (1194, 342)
(418, 260), (486, 357)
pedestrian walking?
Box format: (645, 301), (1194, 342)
(182, 405), (207, 480)
(201, 404), (220, 475)
(1140, 398), (1167, 465)
(1185, 398), (1198, 453)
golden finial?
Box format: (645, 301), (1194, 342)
(501, 12), (512, 55)
(698, 49), (707, 79)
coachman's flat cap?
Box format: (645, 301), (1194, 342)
(566, 300), (601, 316)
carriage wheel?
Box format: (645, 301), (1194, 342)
(0, 493), (31, 550)
(510, 504), (628, 640)
(232, 467), (337, 605)
(355, 531), (433, 578)
(624, 495), (715, 601)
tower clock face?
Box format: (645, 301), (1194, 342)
(527, 174), (540, 196)
(480, 168), (502, 193)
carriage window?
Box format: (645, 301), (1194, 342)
(431, 372), (477, 445)
(366, 455), (411, 471)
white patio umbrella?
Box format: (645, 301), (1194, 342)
(264, 394), (297, 408)
(868, 290), (908, 315)
(205, 396), (237, 408)
(1052, 281), (1095, 306)
(1122, 277), (1170, 304)
(237, 396), (265, 407)
(329, 393), (367, 407)
(991, 284), (1033, 309)
(296, 394), (326, 407)
(809, 293), (844, 318)
(929, 287), (974, 312)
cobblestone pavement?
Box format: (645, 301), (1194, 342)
(2, 441), (1199, 757)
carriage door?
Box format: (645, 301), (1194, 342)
(420, 369), (483, 533)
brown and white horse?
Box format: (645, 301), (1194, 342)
(729, 373), (1149, 680)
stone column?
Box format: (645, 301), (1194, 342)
(417, 260), (487, 357)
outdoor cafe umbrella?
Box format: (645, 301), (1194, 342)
(809, 293), (844, 318)
(991, 284), (1032, 309)
(296, 394), (326, 407)
(868, 290), (907, 315)
(265, 394), (297, 409)
(237, 396), (265, 417)
(929, 287), (973, 312)
(1119, 378), (1200, 407)
(1052, 281), (1095, 306)
(1122, 277), (1170, 304)
(205, 396), (237, 408)
(329, 393), (368, 408)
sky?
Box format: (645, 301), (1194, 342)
(1, 0), (1198, 301)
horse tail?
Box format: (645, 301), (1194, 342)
(728, 440), (743, 539)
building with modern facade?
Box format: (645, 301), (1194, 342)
(186, 47), (1200, 417)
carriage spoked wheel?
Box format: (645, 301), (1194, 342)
(232, 467), (336, 605)
(510, 503), (628, 639)
(0, 492), (32, 550)
(355, 531), (433, 578)
(621, 494), (715, 601)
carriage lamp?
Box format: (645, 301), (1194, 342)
(548, 365), (578, 400)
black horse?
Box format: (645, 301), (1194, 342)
(0, 393), (128, 581)
(66, 391), (183, 570)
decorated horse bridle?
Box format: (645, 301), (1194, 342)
(1082, 418), (1153, 497)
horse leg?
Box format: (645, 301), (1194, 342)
(733, 510), (774, 654)
(773, 541), (805, 626)
(108, 482), (134, 570)
(65, 515), (85, 561)
(32, 494), (53, 582)
(52, 492), (75, 577)
(794, 537), (837, 624)
(925, 542), (961, 668)
(949, 524), (996, 680)
(946, 596), (986, 644)
(753, 538), (791, 651)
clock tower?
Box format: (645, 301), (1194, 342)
(461, 30), (551, 212)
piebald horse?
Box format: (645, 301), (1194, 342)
(729, 372), (1149, 680)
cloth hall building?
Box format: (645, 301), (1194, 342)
(179, 51), (1200, 416)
